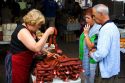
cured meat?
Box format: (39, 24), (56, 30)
(48, 28), (63, 54)
(34, 54), (83, 83)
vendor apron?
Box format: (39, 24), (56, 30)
(12, 51), (34, 83)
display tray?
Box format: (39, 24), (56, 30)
(31, 75), (81, 83)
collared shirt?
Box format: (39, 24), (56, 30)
(91, 22), (120, 78)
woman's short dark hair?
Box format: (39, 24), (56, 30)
(84, 7), (93, 17)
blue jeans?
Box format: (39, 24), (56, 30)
(5, 53), (12, 83)
(82, 53), (90, 77)
(84, 63), (97, 83)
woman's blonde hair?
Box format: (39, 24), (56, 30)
(23, 9), (45, 25)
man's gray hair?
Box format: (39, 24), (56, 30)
(93, 4), (109, 15)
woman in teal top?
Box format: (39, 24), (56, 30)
(79, 8), (101, 83)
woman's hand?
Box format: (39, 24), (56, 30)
(45, 27), (55, 35)
(47, 52), (54, 57)
(83, 24), (90, 35)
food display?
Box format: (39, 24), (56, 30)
(48, 28), (63, 54)
(33, 54), (83, 83)
(32, 28), (83, 83)
(120, 38), (125, 48)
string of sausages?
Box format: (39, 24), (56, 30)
(34, 54), (83, 83)
(48, 28), (63, 54)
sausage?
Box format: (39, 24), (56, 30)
(54, 28), (58, 36)
(56, 48), (63, 54)
(59, 58), (80, 63)
(37, 70), (45, 74)
(48, 35), (53, 47)
(41, 64), (50, 68)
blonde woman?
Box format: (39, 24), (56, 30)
(5, 9), (54, 83)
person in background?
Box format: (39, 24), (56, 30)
(89, 4), (120, 83)
(1, 2), (12, 23)
(43, 0), (59, 28)
(5, 9), (55, 83)
(79, 8), (101, 83)
(11, 1), (21, 22)
(73, 2), (82, 19)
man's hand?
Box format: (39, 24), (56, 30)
(89, 48), (96, 57)
(91, 48), (96, 52)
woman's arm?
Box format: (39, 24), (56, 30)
(84, 24), (94, 50)
(18, 27), (54, 52)
(84, 35), (94, 50)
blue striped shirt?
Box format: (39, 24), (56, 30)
(91, 22), (120, 78)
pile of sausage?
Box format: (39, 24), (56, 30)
(34, 55), (83, 83)
(34, 61), (55, 83)
(56, 56), (83, 81)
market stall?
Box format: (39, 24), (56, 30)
(57, 13), (81, 42)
